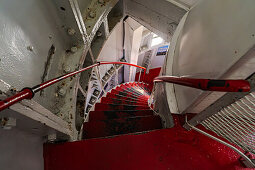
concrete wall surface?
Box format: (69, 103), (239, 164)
(0, 128), (44, 170)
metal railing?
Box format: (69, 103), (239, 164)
(201, 91), (255, 154)
(154, 75), (255, 167)
(185, 115), (255, 168)
(0, 61), (146, 112)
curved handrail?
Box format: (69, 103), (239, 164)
(154, 76), (250, 92)
(0, 61), (146, 112)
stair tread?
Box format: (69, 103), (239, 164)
(101, 97), (148, 103)
(101, 102), (147, 106)
(94, 103), (150, 111)
(83, 115), (162, 139)
(89, 110), (154, 121)
(114, 87), (149, 93)
(110, 90), (145, 97)
(106, 93), (149, 101)
(101, 98), (148, 105)
(97, 103), (149, 107)
(107, 92), (149, 98)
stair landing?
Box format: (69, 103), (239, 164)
(44, 115), (246, 170)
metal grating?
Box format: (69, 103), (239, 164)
(201, 91), (255, 154)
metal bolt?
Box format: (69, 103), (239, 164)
(86, 105), (92, 113)
(58, 88), (66, 96)
(93, 89), (100, 96)
(67, 28), (76, 35)
(97, 31), (102, 37)
(98, 0), (104, 4)
(91, 77), (97, 81)
(170, 23), (177, 28)
(109, 67), (115, 74)
(27, 46), (33, 51)
(64, 65), (71, 73)
(120, 58), (126, 62)
(89, 11), (96, 18)
(71, 46), (78, 53)
(48, 133), (57, 143)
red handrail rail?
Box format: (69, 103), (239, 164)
(0, 61), (146, 112)
(154, 76), (250, 92)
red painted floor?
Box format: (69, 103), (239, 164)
(44, 115), (247, 170)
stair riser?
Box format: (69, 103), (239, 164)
(94, 104), (149, 111)
(116, 86), (146, 94)
(101, 97), (147, 104)
(119, 83), (149, 91)
(106, 93), (149, 101)
(126, 86), (150, 95)
(123, 86), (150, 95)
(110, 90), (146, 98)
(89, 110), (154, 121)
(113, 88), (145, 96)
(100, 99), (148, 106)
(83, 115), (162, 139)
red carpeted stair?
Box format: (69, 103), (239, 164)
(44, 82), (247, 170)
(82, 82), (163, 139)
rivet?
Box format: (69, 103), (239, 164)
(89, 11), (96, 18)
(64, 65), (71, 73)
(67, 28), (76, 35)
(48, 133), (57, 142)
(58, 88), (66, 96)
(97, 31), (102, 37)
(71, 46), (78, 53)
(27, 46), (33, 51)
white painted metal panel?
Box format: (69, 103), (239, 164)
(125, 0), (186, 40)
(166, 0), (255, 113)
(97, 22), (123, 75)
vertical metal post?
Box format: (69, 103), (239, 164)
(96, 66), (106, 94)
(114, 65), (118, 85)
(138, 70), (142, 82)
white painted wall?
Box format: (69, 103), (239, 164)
(137, 44), (169, 72)
(97, 21), (124, 76)
(124, 17), (143, 82)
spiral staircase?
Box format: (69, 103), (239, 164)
(43, 80), (251, 170)
(82, 82), (163, 139)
